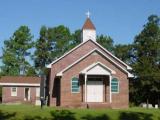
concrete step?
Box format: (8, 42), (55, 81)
(82, 102), (111, 109)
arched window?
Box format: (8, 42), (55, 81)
(71, 77), (80, 93)
(111, 78), (119, 93)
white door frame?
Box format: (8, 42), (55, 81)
(84, 74), (112, 103)
(24, 87), (30, 101)
(36, 87), (40, 98)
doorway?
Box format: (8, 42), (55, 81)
(87, 77), (103, 102)
(24, 88), (30, 101)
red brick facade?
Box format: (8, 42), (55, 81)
(0, 76), (41, 105)
(49, 40), (130, 108)
(2, 86), (39, 104)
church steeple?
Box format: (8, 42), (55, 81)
(81, 11), (96, 42)
(82, 18), (96, 30)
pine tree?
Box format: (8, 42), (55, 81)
(132, 15), (160, 107)
(97, 35), (114, 52)
(34, 25), (73, 74)
(114, 44), (133, 64)
(49, 25), (72, 60)
(34, 26), (52, 74)
(1, 26), (33, 75)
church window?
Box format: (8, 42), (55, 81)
(71, 77), (80, 93)
(111, 78), (119, 93)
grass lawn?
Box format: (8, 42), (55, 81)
(0, 104), (160, 120)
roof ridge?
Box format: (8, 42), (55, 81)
(46, 40), (132, 70)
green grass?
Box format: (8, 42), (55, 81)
(0, 104), (160, 120)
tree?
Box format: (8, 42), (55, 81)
(34, 26), (53, 74)
(114, 44), (133, 64)
(1, 26), (33, 76)
(97, 35), (114, 52)
(49, 25), (72, 60)
(26, 67), (37, 76)
(1, 49), (19, 75)
(132, 15), (160, 107)
(34, 25), (78, 74)
(70, 29), (81, 49)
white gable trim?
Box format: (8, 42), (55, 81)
(92, 41), (132, 70)
(46, 40), (132, 70)
(81, 62), (116, 75)
(0, 83), (40, 86)
(56, 48), (98, 76)
(47, 40), (89, 68)
(56, 48), (133, 77)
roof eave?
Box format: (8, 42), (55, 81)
(46, 39), (132, 71)
(0, 83), (40, 86)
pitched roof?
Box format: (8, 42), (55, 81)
(0, 76), (41, 84)
(82, 18), (96, 30)
(56, 48), (133, 78)
(47, 40), (132, 70)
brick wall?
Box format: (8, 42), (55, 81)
(59, 52), (128, 108)
(2, 86), (39, 104)
(49, 40), (129, 108)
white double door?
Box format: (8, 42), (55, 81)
(87, 80), (103, 102)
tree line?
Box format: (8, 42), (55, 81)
(0, 15), (160, 107)
(0, 26), (114, 76)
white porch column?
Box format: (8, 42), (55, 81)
(84, 74), (87, 102)
(109, 75), (112, 103)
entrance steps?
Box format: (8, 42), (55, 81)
(81, 102), (111, 109)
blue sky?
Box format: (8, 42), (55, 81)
(0, 0), (160, 57)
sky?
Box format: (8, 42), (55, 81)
(0, 0), (160, 58)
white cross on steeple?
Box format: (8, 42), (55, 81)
(86, 11), (91, 18)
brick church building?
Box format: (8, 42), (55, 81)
(47, 17), (133, 108)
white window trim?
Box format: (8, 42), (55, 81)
(71, 77), (80, 93)
(111, 78), (119, 94)
(11, 87), (17, 96)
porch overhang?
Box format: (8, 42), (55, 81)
(80, 62), (116, 75)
